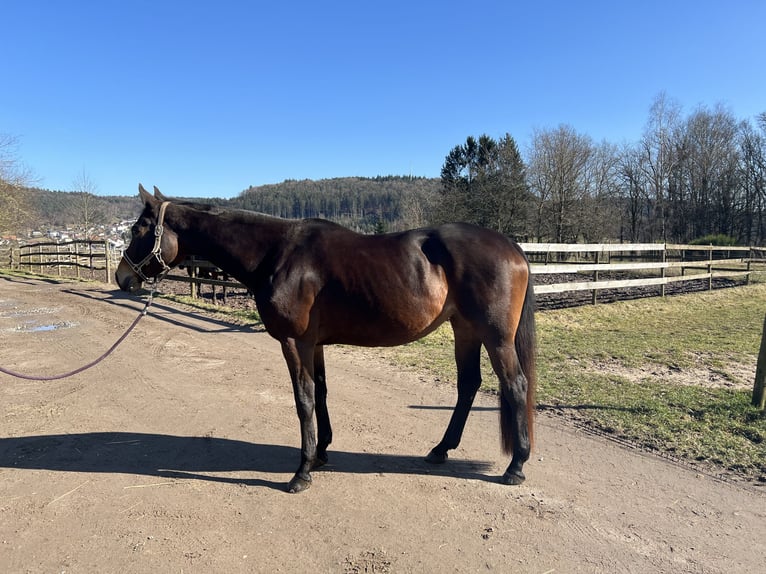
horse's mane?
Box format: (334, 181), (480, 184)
(171, 199), (351, 230)
(170, 199), (285, 223)
(172, 200), (224, 214)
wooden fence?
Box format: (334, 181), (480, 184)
(0, 240), (119, 283)
(1, 240), (764, 304)
(520, 242), (763, 303)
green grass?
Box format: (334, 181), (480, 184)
(381, 283), (766, 482)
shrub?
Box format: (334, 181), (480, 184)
(689, 234), (739, 246)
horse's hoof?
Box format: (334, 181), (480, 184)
(425, 449), (448, 464)
(500, 470), (525, 485)
(287, 475), (312, 493)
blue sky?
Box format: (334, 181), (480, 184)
(3, 1), (764, 198)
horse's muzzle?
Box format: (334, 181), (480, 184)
(115, 259), (143, 293)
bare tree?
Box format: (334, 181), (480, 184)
(0, 134), (35, 235)
(639, 92), (683, 241)
(616, 144), (650, 241)
(399, 186), (438, 230)
(527, 125), (593, 242)
(738, 116), (766, 244)
(580, 141), (621, 241)
(676, 104), (739, 241)
(70, 169), (107, 236)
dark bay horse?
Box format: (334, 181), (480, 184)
(116, 184), (537, 493)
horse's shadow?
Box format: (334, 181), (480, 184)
(0, 432), (495, 492)
(63, 286), (265, 334)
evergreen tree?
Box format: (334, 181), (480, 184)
(434, 133), (530, 237)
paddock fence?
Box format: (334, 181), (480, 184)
(0, 240), (119, 283)
(1, 240), (765, 305)
(520, 242), (765, 304)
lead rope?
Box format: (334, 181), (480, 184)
(0, 286), (157, 381)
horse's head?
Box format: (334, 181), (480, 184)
(116, 184), (181, 293)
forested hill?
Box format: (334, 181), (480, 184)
(18, 176), (441, 234)
(25, 188), (142, 228)
(229, 176), (440, 231)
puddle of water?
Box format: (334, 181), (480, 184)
(31, 324), (60, 332)
(2, 320), (79, 334)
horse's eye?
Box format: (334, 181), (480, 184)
(130, 218), (151, 238)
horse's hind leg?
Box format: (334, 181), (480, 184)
(486, 342), (530, 485)
(313, 345), (332, 467)
(426, 319), (482, 464)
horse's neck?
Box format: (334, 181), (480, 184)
(173, 206), (289, 280)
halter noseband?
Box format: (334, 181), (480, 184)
(123, 201), (172, 284)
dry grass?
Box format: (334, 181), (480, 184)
(380, 283), (766, 482)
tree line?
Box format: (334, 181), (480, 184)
(436, 94), (766, 245)
(3, 92), (765, 245)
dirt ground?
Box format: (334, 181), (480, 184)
(0, 275), (764, 574)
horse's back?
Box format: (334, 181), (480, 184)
(427, 223), (529, 281)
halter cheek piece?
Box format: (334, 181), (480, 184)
(123, 201), (172, 284)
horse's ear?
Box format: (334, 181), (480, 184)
(138, 183), (154, 205)
(153, 186), (169, 201)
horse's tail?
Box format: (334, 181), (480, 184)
(500, 265), (537, 454)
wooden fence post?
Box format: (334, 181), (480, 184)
(75, 242), (81, 279)
(591, 250), (600, 305)
(190, 263), (198, 299)
(753, 313), (766, 410)
(104, 239), (112, 284)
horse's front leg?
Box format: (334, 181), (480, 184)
(281, 338), (318, 493)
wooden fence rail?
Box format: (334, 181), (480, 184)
(519, 242), (762, 303)
(0, 240), (119, 284)
(1, 240), (764, 305)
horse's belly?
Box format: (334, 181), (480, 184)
(320, 292), (453, 347)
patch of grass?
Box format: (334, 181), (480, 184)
(380, 283), (766, 481)
(538, 285), (765, 369)
(539, 369), (764, 476)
